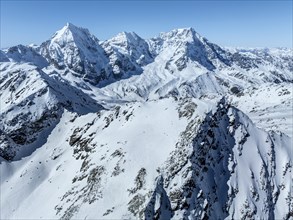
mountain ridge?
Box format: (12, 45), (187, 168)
(0, 23), (292, 220)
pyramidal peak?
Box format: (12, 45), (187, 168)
(62, 22), (87, 33)
(65, 22), (76, 28)
(50, 22), (99, 46)
(63, 22), (91, 35)
(38, 22), (109, 83)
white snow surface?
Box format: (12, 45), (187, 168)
(0, 24), (292, 219)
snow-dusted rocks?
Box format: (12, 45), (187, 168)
(148, 28), (231, 72)
(1, 44), (48, 68)
(0, 62), (103, 160)
(1, 98), (291, 219)
(39, 23), (111, 85)
(0, 23), (292, 219)
(157, 99), (292, 219)
(102, 31), (153, 78)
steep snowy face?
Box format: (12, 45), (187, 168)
(1, 98), (291, 219)
(154, 99), (292, 220)
(96, 28), (233, 103)
(224, 47), (293, 85)
(146, 27), (292, 87)
(2, 45), (48, 68)
(101, 32), (153, 79)
(0, 62), (103, 161)
(96, 28), (292, 110)
(39, 23), (110, 85)
(228, 47), (293, 68)
(148, 28), (231, 72)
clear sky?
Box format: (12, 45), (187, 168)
(1, 0), (292, 48)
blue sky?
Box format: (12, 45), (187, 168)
(1, 1), (292, 48)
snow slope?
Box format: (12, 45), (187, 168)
(2, 44), (48, 68)
(0, 24), (292, 219)
(1, 99), (291, 219)
(101, 31), (153, 79)
(0, 62), (103, 160)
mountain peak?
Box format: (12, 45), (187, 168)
(118, 31), (138, 37)
(159, 27), (203, 42)
(111, 31), (142, 44)
(176, 27), (196, 33)
(63, 22), (88, 34)
(65, 22), (75, 28)
(50, 23), (98, 46)
(63, 22), (83, 31)
(39, 23), (109, 83)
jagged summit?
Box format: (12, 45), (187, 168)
(106, 31), (149, 51)
(105, 31), (148, 52)
(65, 22), (76, 28)
(50, 22), (99, 46)
(147, 27), (230, 71)
(113, 31), (141, 42)
(102, 30), (153, 75)
(164, 27), (197, 35)
(157, 27), (203, 43)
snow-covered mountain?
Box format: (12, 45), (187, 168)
(38, 23), (112, 85)
(1, 44), (48, 68)
(0, 62), (103, 161)
(0, 23), (292, 219)
(102, 31), (153, 78)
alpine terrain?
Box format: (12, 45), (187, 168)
(0, 23), (292, 219)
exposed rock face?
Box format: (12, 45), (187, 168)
(150, 99), (292, 219)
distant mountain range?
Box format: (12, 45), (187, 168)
(0, 23), (292, 220)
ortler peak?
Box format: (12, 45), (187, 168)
(39, 23), (110, 84)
